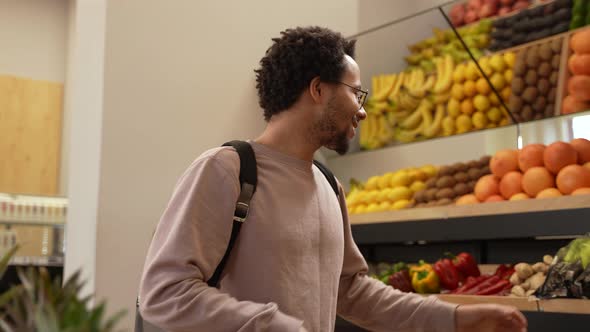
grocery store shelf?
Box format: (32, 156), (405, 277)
(350, 195), (590, 224)
(432, 294), (590, 314)
(9, 255), (64, 267)
(0, 219), (66, 227)
(350, 195), (590, 244)
(435, 294), (540, 311)
(539, 298), (590, 314)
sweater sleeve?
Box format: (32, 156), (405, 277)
(139, 151), (304, 332)
(335, 184), (458, 332)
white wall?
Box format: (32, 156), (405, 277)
(0, 0), (67, 82)
(92, 1), (357, 328)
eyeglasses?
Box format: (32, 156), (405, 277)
(332, 81), (369, 110)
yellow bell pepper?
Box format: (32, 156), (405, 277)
(409, 260), (433, 278)
(411, 262), (440, 294)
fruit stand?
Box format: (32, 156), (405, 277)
(331, 0), (590, 330)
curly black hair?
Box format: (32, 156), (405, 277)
(255, 26), (356, 121)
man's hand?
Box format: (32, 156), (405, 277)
(455, 303), (528, 332)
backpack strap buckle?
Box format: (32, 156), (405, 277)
(233, 182), (254, 223)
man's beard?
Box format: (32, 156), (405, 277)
(314, 98), (350, 155)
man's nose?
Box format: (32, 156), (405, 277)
(357, 107), (367, 121)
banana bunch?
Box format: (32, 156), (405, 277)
(359, 111), (395, 150)
(371, 74), (405, 102)
(403, 68), (435, 98)
(432, 54), (454, 94)
(363, 62), (452, 146)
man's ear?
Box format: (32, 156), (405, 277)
(309, 76), (323, 103)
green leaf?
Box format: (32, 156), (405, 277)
(0, 245), (19, 278)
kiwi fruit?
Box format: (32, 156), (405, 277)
(538, 62), (552, 78)
(468, 167), (481, 181)
(452, 162), (468, 172)
(521, 105), (534, 121)
(480, 165), (491, 175)
(551, 38), (563, 53)
(522, 87), (539, 103)
(435, 198), (453, 206)
(414, 190), (427, 203)
(534, 113), (544, 120)
(508, 95), (524, 112)
(466, 160), (479, 169)
(551, 54), (561, 69)
(454, 172), (469, 183)
(436, 175), (457, 189)
(548, 87), (557, 102)
(528, 6), (545, 18)
(436, 188), (456, 200)
(425, 177), (438, 188)
(524, 50), (541, 69)
(479, 155), (491, 167)
(513, 58), (527, 76)
(453, 182), (471, 196)
(511, 77), (526, 96)
(425, 188), (438, 202)
(525, 70), (538, 86)
(538, 44), (553, 61)
(438, 165), (454, 176)
(549, 71), (559, 86)
(545, 103), (555, 118)
(533, 96), (547, 113)
(512, 113), (523, 122)
(467, 180), (477, 191)
(537, 78), (550, 95)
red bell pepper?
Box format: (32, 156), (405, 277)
(451, 275), (489, 294)
(388, 269), (413, 293)
(475, 279), (511, 295)
(449, 252), (481, 278)
(462, 275), (500, 295)
(494, 264), (515, 280)
(433, 258), (461, 290)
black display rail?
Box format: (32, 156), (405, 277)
(337, 195), (590, 331)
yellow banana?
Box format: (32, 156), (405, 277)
(387, 72), (405, 102)
(423, 75), (436, 91)
(419, 99), (434, 131)
(430, 92), (450, 105)
(367, 113), (383, 149)
(377, 114), (394, 144)
(400, 106), (424, 130)
(398, 91), (420, 110)
(404, 70), (417, 90)
(395, 122), (425, 143)
(359, 114), (370, 149)
(372, 74), (396, 101)
(423, 103), (445, 138)
(433, 55), (454, 94)
(408, 73), (436, 98)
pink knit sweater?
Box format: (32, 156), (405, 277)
(139, 141), (457, 332)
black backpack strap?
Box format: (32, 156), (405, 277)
(313, 160), (339, 198)
(207, 140), (257, 288)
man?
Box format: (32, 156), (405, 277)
(139, 26), (527, 332)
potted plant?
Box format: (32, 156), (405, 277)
(0, 245), (125, 331)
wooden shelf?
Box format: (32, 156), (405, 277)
(434, 294), (540, 311)
(350, 195), (590, 225)
(431, 294), (590, 314)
